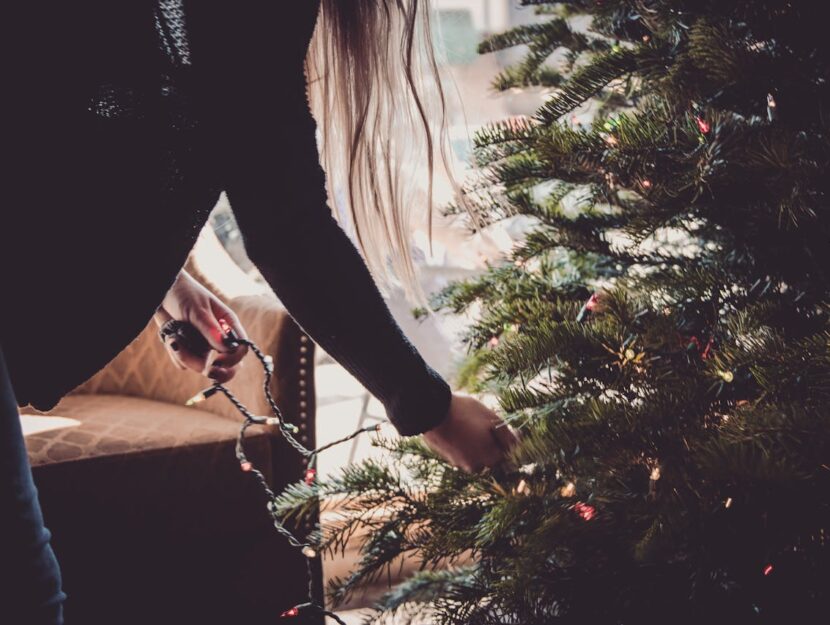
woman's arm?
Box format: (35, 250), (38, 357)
(186, 2), (451, 435)
(185, 3), (517, 461)
(219, 76), (452, 436)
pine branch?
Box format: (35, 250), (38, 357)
(534, 47), (639, 125)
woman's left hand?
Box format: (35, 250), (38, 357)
(153, 269), (249, 384)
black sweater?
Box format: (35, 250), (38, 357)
(0, 0), (452, 437)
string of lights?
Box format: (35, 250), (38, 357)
(186, 331), (383, 623)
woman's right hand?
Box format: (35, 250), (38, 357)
(153, 269), (249, 384)
(422, 392), (519, 472)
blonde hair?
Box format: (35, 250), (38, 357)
(304, 0), (480, 309)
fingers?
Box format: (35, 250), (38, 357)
(190, 307), (232, 354)
(188, 307), (246, 382)
(157, 280), (253, 383)
(475, 437), (508, 472)
(491, 420), (520, 455)
(422, 394), (520, 473)
(207, 301), (249, 377)
(210, 299), (249, 341)
(157, 305), (223, 376)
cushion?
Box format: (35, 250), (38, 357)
(22, 393), (259, 467)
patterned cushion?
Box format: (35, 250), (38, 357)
(22, 393), (257, 467)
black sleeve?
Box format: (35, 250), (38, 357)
(204, 43), (453, 436)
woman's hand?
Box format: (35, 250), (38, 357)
(153, 269), (249, 384)
(422, 392), (519, 472)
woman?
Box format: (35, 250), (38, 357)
(0, 1), (516, 622)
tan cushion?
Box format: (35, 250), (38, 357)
(22, 393), (261, 467)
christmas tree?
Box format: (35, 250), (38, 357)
(275, 2), (830, 623)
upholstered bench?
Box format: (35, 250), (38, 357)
(20, 229), (324, 625)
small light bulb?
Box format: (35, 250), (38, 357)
(185, 386), (218, 406)
(572, 502), (597, 521)
(650, 466), (661, 481)
(516, 479), (530, 495)
(186, 392), (205, 406)
(719, 370), (734, 383)
(305, 468), (317, 485)
(302, 546), (317, 558)
(265, 417), (281, 426)
(763, 564), (774, 576)
(280, 606), (300, 618)
(240, 461), (253, 472)
(624, 348), (636, 361)
(725, 497), (733, 508)
(519, 463), (538, 475)
(560, 482), (576, 497)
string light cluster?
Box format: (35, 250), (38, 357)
(186, 332), (383, 623)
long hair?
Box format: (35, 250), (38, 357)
(305, 0), (480, 309)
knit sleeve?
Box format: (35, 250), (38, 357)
(218, 70), (453, 437)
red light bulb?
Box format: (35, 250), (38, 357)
(305, 468), (317, 485)
(763, 564), (774, 576)
(240, 461), (253, 472)
(572, 502), (597, 521)
(696, 116), (710, 134)
(280, 606), (300, 618)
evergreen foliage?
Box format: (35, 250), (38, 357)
(276, 2), (830, 622)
